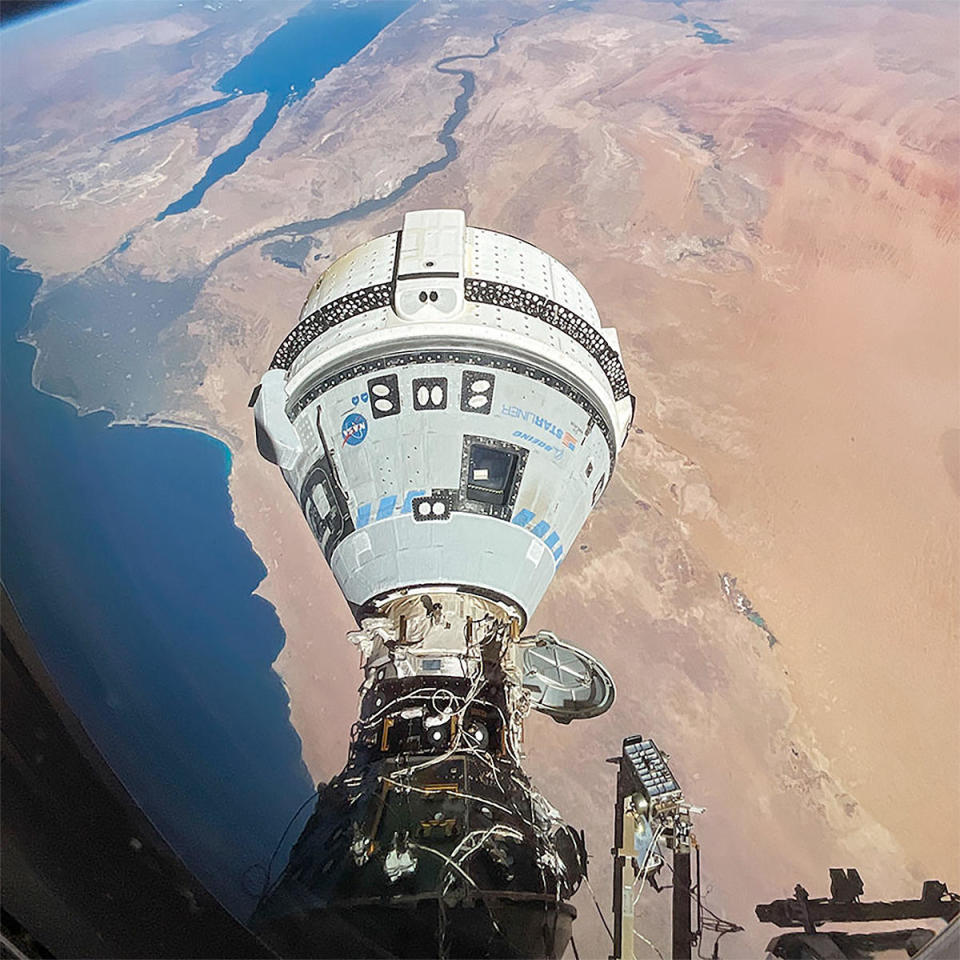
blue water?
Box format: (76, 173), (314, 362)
(665, 8), (732, 43)
(211, 22), (521, 269)
(691, 20), (732, 44)
(153, 0), (411, 221)
(0, 246), (315, 918)
(111, 94), (239, 144)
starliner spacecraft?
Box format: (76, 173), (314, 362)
(250, 210), (633, 958)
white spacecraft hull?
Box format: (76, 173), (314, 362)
(254, 209), (632, 624)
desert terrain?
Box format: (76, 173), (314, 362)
(2, 1), (957, 956)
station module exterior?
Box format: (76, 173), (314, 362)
(251, 210), (633, 959)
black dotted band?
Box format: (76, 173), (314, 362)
(463, 278), (630, 400)
(270, 282), (392, 370)
(269, 278), (630, 402)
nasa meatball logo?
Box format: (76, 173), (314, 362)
(341, 412), (368, 446)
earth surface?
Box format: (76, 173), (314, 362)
(1, 1), (958, 957)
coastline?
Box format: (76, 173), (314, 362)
(17, 299), (244, 454)
(0, 245), (317, 918)
(19, 322), (345, 782)
(223, 424), (360, 783)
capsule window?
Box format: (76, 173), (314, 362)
(412, 377), (447, 411)
(466, 443), (518, 506)
(367, 373), (400, 419)
(460, 370), (494, 414)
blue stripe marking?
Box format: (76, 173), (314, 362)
(376, 494), (397, 521)
(531, 520), (550, 538)
(401, 489), (426, 514)
(512, 508), (535, 526)
(356, 502), (372, 528)
(544, 532), (560, 549)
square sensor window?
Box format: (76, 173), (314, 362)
(412, 376), (447, 411)
(368, 373), (400, 418)
(466, 443), (518, 506)
(460, 371), (494, 414)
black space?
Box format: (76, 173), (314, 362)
(0, 0), (87, 27)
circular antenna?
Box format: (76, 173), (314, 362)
(520, 631), (615, 723)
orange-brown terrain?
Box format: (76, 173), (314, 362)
(2, 1), (956, 956)
(207, 4), (958, 955)
(201, 2), (960, 955)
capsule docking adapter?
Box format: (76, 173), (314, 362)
(250, 210), (634, 959)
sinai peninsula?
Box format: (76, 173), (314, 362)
(1, 1), (957, 957)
